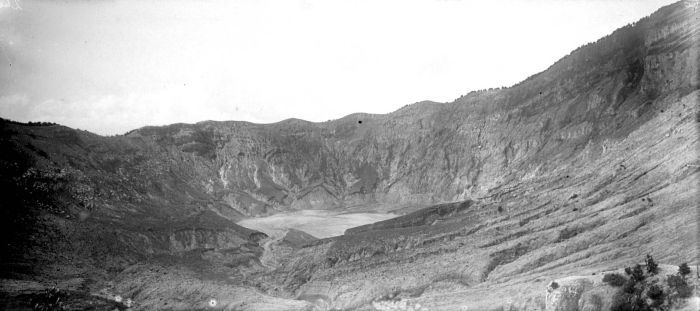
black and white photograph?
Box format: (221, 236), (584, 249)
(0, 0), (698, 310)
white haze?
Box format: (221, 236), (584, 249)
(0, 0), (676, 135)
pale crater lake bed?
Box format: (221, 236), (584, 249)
(237, 210), (398, 238)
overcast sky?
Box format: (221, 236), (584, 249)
(0, 0), (676, 135)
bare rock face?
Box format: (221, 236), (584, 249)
(545, 279), (594, 311)
(2, 0), (697, 221)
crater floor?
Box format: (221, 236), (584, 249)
(237, 210), (398, 239)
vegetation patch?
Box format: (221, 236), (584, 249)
(603, 273), (628, 287)
(608, 255), (695, 311)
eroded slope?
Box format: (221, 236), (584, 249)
(0, 1), (697, 310)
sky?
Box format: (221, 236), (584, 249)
(0, 0), (677, 135)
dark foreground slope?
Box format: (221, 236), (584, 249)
(0, 1), (698, 310)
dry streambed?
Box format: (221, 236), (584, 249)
(237, 210), (398, 239)
(237, 210), (398, 271)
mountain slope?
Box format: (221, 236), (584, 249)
(0, 1), (697, 310)
(110, 0), (698, 216)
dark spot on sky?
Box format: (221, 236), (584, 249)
(358, 120), (362, 124)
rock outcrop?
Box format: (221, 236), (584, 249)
(546, 278), (596, 311)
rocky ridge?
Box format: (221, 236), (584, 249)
(0, 1), (698, 310)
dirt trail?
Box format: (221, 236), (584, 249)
(259, 230), (287, 270)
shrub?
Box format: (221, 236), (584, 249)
(550, 281), (559, 289)
(631, 264), (646, 282)
(667, 274), (687, 289)
(630, 296), (650, 311)
(611, 255), (693, 311)
(645, 255), (659, 275)
(678, 263), (690, 277)
(611, 293), (634, 311)
(676, 284), (692, 298)
(613, 284), (655, 311)
(646, 284), (664, 301)
(650, 296), (664, 309)
(622, 279), (637, 294)
(667, 274), (692, 301)
(603, 273), (628, 287)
